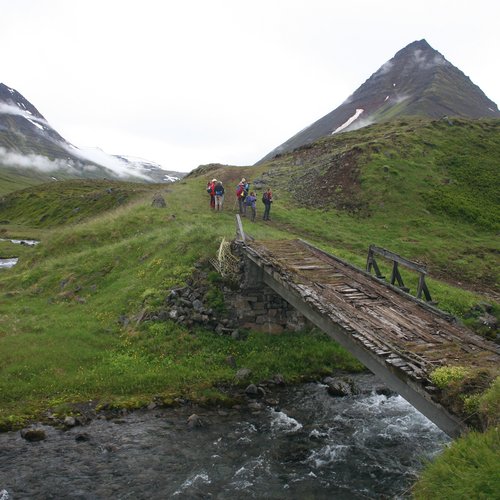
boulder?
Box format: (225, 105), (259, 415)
(235, 368), (252, 381)
(187, 413), (205, 429)
(20, 426), (46, 442)
(151, 194), (166, 208)
(245, 384), (265, 398)
(64, 416), (77, 427)
(75, 432), (91, 442)
(324, 377), (354, 397)
(244, 384), (259, 397)
(225, 355), (237, 369)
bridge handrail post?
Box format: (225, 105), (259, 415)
(235, 214), (246, 243)
(366, 245), (384, 278)
(367, 244), (432, 301)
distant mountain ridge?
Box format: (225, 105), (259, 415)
(257, 39), (500, 163)
(0, 83), (183, 185)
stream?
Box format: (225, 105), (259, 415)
(0, 374), (450, 499)
(0, 238), (39, 268)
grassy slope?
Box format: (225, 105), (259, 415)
(0, 177), (364, 429)
(0, 118), (499, 494)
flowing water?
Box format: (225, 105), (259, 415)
(0, 239), (39, 269)
(0, 374), (449, 499)
(0, 258), (18, 269)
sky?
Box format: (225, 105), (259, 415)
(1, 0), (499, 173)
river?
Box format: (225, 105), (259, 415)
(0, 374), (449, 499)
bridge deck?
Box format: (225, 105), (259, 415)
(245, 239), (499, 384)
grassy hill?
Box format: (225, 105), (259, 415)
(0, 117), (499, 496)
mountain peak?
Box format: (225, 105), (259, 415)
(257, 40), (500, 163)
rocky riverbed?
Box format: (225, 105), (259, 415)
(0, 374), (450, 499)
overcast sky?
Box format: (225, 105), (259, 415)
(2, 0), (499, 172)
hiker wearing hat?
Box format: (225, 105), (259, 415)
(236, 178), (250, 216)
(214, 181), (225, 211)
(207, 178), (217, 209)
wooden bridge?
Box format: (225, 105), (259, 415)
(235, 223), (499, 437)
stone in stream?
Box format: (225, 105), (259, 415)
(245, 384), (266, 398)
(323, 377), (357, 397)
(20, 426), (46, 442)
(187, 414), (205, 429)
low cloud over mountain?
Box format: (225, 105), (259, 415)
(0, 83), (183, 183)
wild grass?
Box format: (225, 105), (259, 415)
(0, 119), (498, 493)
(413, 427), (500, 499)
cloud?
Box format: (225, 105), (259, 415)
(413, 50), (449, 70)
(344, 116), (375, 132)
(0, 102), (49, 128)
(377, 60), (394, 75)
(61, 144), (151, 180)
(0, 146), (78, 173)
(1, 102), (152, 180)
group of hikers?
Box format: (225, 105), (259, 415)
(206, 177), (273, 221)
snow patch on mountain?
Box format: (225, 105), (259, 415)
(332, 109), (364, 134)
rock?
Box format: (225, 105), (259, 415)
(375, 387), (396, 397)
(64, 416), (77, 427)
(324, 378), (353, 397)
(147, 401), (158, 410)
(245, 384), (265, 398)
(151, 194), (166, 208)
(187, 413), (205, 429)
(192, 299), (203, 312)
(272, 373), (285, 386)
(478, 313), (497, 329)
(225, 355), (237, 369)
(75, 432), (91, 442)
(231, 330), (240, 340)
(235, 368), (252, 381)
(248, 401), (264, 412)
(245, 384), (259, 397)
(20, 427), (47, 442)
(169, 309), (178, 320)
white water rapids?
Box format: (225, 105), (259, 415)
(0, 374), (449, 498)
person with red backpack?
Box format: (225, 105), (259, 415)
(262, 187), (273, 221)
(207, 178), (217, 209)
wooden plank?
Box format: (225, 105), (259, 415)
(369, 244), (428, 274)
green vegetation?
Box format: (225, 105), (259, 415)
(413, 427), (500, 499)
(0, 117), (499, 495)
(430, 366), (470, 389)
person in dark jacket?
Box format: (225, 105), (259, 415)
(262, 187), (273, 221)
(236, 180), (245, 215)
(214, 181), (225, 211)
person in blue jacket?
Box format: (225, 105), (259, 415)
(245, 191), (257, 221)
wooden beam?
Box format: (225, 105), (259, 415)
(369, 244), (427, 274)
